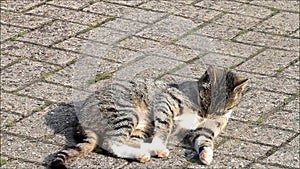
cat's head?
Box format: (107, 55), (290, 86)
(198, 66), (248, 116)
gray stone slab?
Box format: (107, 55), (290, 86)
(157, 44), (203, 62)
(233, 90), (289, 122)
(250, 0), (300, 12)
(137, 15), (197, 42)
(0, 11), (52, 29)
(174, 53), (244, 78)
(108, 0), (148, 6)
(114, 55), (183, 80)
(1, 160), (45, 169)
(0, 54), (20, 69)
(217, 139), (272, 160)
(1, 59), (58, 91)
(0, 0), (46, 12)
(195, 0), (272, 19)
(264, 135), (300, 168)
(250, 163), (285, 169)
(122, 8), (166, 24)
(255, 12), (300, 35)
(45, 58), (121, 87)
(235, 31), (299, 51)
(236, 71), (299, 94)
(195, 23), (241, 40)
(177, 34), (263, 58)
(1, 41), (79, 66)
(77, 27), (128, 45)
(117, 36), (165, 51)
(18, 82), (73, 103)
(186, 151), (250, 168)
(140, 1), (221, 22)
(28, 4), (108, 26)
(103, 18), (147, 33)
(53, 37), (90, 52)
(224, 120), (295, 146)
(83, 1), (133, 17)
(46, 0), (94, 9)
(290, 29), (300, 38)
(280, 61), (300, 80)
(283, 97), (299, 112)
(18, 20), (87, 46)
(215, 13), (261, 30)
(1, 133), (61, 163)
(101, 46), (144, 63)
(0, 24), (28, 42)
(236, 49), (299, 76)
(1, 93), (44, 116)
(264, 110), (299, 132)
(0, 111), (22, 128)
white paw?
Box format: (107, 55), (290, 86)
(149, 137), (170, 158)
(136, 152), (151, 163)
(199, 147), (213, 165)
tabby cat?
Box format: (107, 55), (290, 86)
(50, 66), (248, 168)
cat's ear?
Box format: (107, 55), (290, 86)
(233, 77), (249, 93)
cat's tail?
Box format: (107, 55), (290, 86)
(50, 126), (97, 169)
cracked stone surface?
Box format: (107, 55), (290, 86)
(0, 1), (299, 168)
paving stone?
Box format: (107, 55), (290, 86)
(0, 0), (46, 12)
(0, 54), (20, 69)
(160, 74), (196, 84)
(103, 18), (147, 33)
(157, 44), (203, 62)
(1, 41), (79, 66)
(28, 4), (108, 26)
(177, 34), (262, 58)
(0, 93), (44, 116)
(101, 46), (144, 63)
(77, 27), (128, 45)
(195, 23), (241, 40)
(290, 29), (300, 38)
(0, 10), (52, 29)
(217, 139), (272, 160)
(1, 59), (58, 91)
(255, 12), (300, 35)
(0, 111), (22, 128)
(118, 36), (165, 51)
(284, 97), (300, 112)
(186, 151), (250, 168)
(174, 53), (244, 78)
(232, 4), (273, 19)
(140, 1), (221, 22)
(237, 49), (299, 76)
(114, 55), (182, 80)
(18, 20), (87, 46)
(195, 0), (244, 11)
(264, 135), (300, 168)
(215, 13), (261, 30)
(250, 0), (300, 12)
(224, 120), (295, 146)
(108, 0), (148, 6)
(236, 71), (299, 94)
(0, 24), (28, 42)
(46, 0), (94, 9)
(18, 82), (73, 103)
(122, 8), (167, 23)
(6, 104), (77, 139)
(83, 1), (133, 17)
(233, 90), (289, 122)
(264, 110), (299, 132)
(249, 163), (285, 169)
(137, 15), (197, 42)
(53, 37), (90, 52)
(45, 57), (121, 87)
(1, 133), (61, 163)
(235, 31), (299, 51)
(1, 160), (44, 169)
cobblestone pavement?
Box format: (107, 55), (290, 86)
(1, 0), (299, 169)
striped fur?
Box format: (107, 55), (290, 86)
(50, 66), (248, 168)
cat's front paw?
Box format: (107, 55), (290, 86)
(149, 137), (170, 158)
(136, 152), (151, 163)
(199, 146), (213, 165)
